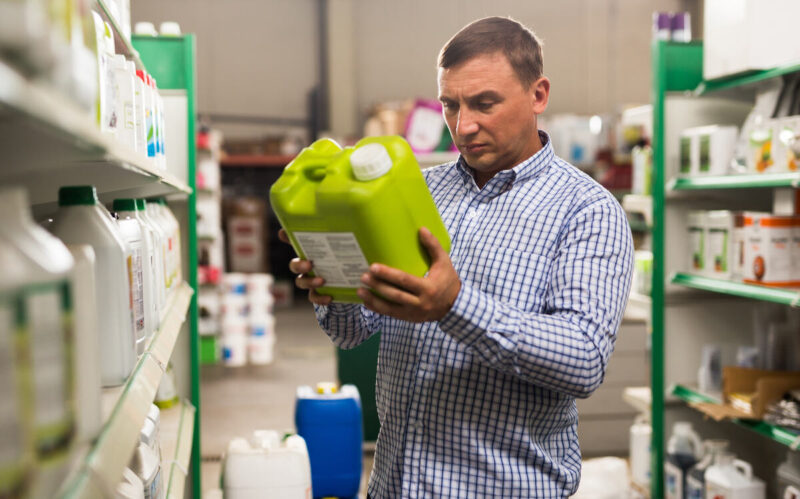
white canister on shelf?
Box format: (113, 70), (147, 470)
(138, 200), (167, 321)
(51, 186), (136, 387)
(129, 440), (162, 499)
(131, 62), (147, 154)
(116, 467), (145, 499)
(133, 199), (161, 332)
(65, 245), (102, 444)
(222, 316), (249, 367)
(113, 199), (148, 354)
(224, 273), (249, 295)
(247, 273), (274, 297)
(706, 211), (734, 279)
(111, 55), (137, 152)
(0, 188), (77, 464)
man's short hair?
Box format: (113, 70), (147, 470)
(438, 16), (544, 88)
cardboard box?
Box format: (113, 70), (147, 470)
(692, 366), (800, 421)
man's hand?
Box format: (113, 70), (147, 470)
(278, 229), (333, 306)
(357, 227), (461, 322)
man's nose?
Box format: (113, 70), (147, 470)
(456, 108), (479, 136)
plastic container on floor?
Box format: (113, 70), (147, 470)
(51, 186), (136, 387)
(223, 430), (312, 499)
(629, 414), (651, 489)
(270, 136), (451, 303)
(295, 383), (363, 499)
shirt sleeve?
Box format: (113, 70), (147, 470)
(314, 302), (384, 350)
(438, 197), (634, 398)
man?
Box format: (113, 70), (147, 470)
(282, 16), (633, 498)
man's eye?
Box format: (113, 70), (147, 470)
(477, 102), (494, 111)
(442, 102), (457, 112)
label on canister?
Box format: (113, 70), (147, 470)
(293, 232), (369, 288)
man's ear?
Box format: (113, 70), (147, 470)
(531, 76), (550, 114)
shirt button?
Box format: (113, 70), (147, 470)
(468, 208), (477, 219)
(419, 362), (428, 371)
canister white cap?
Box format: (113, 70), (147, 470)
(111, 54), (127, 70)
(350, 143), (393, 181)
(134, 22), (158, 36)
(159, 22), (182, 36)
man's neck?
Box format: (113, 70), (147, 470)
(471, 131), (543, 189)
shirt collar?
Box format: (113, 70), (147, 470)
(454, 130), (554, 187)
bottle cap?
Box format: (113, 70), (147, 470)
(350, 143), (393, 181)
(134, 22), (158, 36)
(159, 22), (182, 36)
(59, 186), (98, 206)
(113, 198), (137, 212)
(136, 199), (147, 211)
(316, 382), (338, 395)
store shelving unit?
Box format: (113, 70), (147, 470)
(651, 40), (800, 497)
(60, 284), (193, 498)
(0, 15), (200, 498)
(160, 400), (197, 499)
(670, 385), (800, 449)
(133, 33), (201, 498)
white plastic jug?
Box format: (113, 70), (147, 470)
(705, 452), (765, 499)
(129, 440), (162, 499)
(0, 188), (76, 460)
(113, 199), (148, 354)
(0, 238), (34, 497)
(778, 452), (800, 499)
(116, 467), (145, 499)
(66, 245), (103, 444)
(629, 414), (651, 488)
(665, 421), (703, 499)
(145, 199), (174, 303)
(51, 186), (137, 387)
(223, 430), (312, 499)
(686, 439), (729, 499)
(137, 199), (167, 323)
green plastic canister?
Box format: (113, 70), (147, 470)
(270, 136), (451, 303)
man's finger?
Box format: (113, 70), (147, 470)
(358, 287), (404, 317)
(360, 274), (420, 306)
(367, 264), (426, 295)
(309, 289), (333, 306)
(278, 228), (290, 244)
(419, 227), (447, 263)
(289, 257), (313, 275)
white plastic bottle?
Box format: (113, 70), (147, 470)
(140, 417), (161, 463)
(112, 54), (137, 152)
(0, 238), (34, 498)
(51, 186), (136, 387)
(115, 199), (157, 346)
(630, 414), (652, 489)
(65, 244), (103, 444)
(129, 439), (162, 499)
(705, 452), (765, 499)
(159, 199), (183, 290)
(223, 430), (312, 499)
(116, 467), (145, 499)
(137, 199), (167, 321)
(131, 62), (147, 155)
(147, 199), (175, 308)
(113, 199), (148, 355)
(0, 188), (76, 464)
(131, 199), (160, 333)
(665, 421), (702, 499)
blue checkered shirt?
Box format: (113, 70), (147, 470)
(314, 131), (633, 498)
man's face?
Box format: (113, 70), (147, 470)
(438, 52), (549, 181)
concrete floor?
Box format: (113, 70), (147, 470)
(199, 301), (373, 495)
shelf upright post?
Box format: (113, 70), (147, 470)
(650, 39), (704, 499)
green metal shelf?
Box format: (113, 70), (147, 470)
(671, 384), (800, 449)
(671, 272), (800, 306)
(695, 63), (800, 95)
(669, 172), (800, 190)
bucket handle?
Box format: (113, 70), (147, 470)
(733, 459), (753, 480)
(302, 164), (328, 182)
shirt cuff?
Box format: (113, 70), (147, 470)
(439, 281), (495, 346)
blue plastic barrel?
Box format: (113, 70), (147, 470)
(295, 383), (363, 499)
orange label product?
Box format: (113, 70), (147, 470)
(741, 212), (799, 286)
